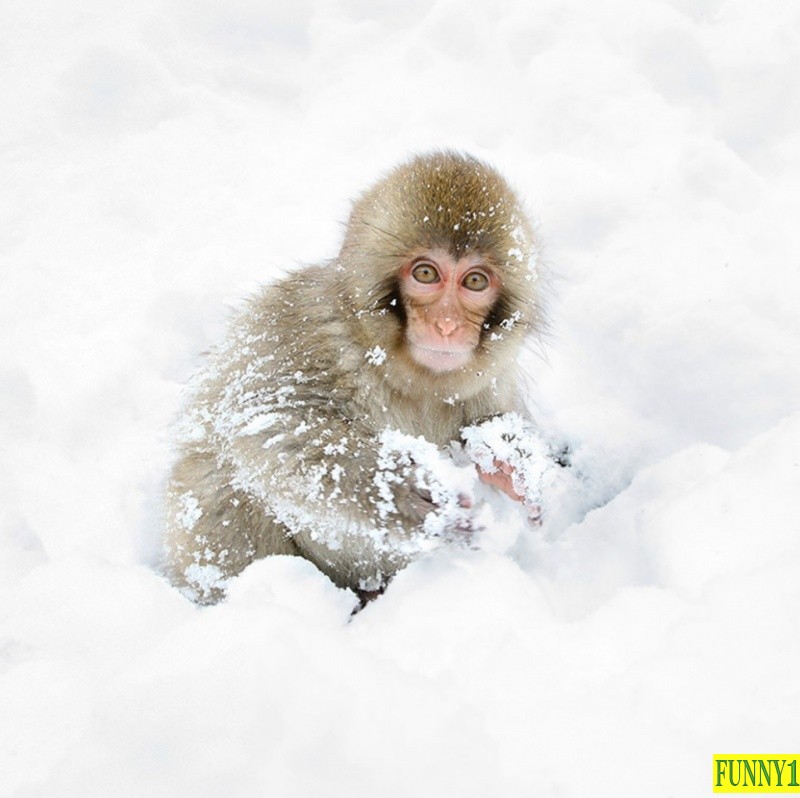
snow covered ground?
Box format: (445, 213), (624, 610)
(2, 1), (800, 795)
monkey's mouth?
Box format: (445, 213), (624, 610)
(408, 343), (474, 373)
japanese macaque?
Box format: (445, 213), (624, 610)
(163, 151), (551, 605)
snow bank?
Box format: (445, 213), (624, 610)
(2, 0), (799, 796)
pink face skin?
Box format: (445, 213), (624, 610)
(399, 249), (500, 374)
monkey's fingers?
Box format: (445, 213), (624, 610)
(477, 467), (524, 503)
(525, 502), (543, 527)
(477, 458), (514, 476)
(495, 459), (515, 476)
(400, 486), (438, 525)
(458, 493), (473, 509)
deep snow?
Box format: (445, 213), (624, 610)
(2, 1), (800, 796)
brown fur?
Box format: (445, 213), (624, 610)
(162, 151), (543, 603)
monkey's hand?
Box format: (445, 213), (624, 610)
(477, 459), (523, 501)
(477, 459), (542, 525)
(462, 413), (553, 524)
(374, 429), (477, 546)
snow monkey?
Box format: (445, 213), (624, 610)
(163, 151), (552, 605)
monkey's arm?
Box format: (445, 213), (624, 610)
(212, 375), (475, 589)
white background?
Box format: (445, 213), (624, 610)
(1, 1), (799, 795)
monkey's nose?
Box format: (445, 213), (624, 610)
(436, 317), (459, 336)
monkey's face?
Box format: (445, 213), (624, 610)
(399, 248), (500, 373)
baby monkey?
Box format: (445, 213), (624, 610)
(163, 151), (549, 604)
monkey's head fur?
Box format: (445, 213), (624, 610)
(337, 151), (544, 397)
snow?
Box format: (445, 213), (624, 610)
(364, 344), (387, 366)
(1, 1), (799, 796)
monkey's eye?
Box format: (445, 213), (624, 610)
(412, 263), (440, 284)
(462, 271), (490, 291)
